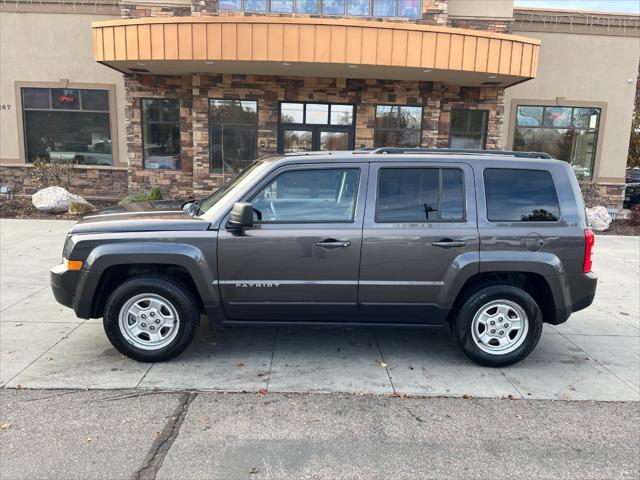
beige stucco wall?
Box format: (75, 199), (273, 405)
(0, 10), (126, 166)
(503, 30), (639, 183)
(448, 0), (513, 19)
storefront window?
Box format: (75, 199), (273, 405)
(514, 105), (601, 180)
(278, 102), (355, 152)
(142, 99), (180, 170)
(449, 110), (488, 149)
(374, 105), (422, 148)
(22, 87), (112, 166)
(210, 99), (258, 175)
(221, 0), (418, 17)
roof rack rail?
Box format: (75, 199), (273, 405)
(369, 147), (553, 159)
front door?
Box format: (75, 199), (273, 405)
(217, 163), (368, 322)
(278, 102), (355, 153)
(358, 162), (479, 324)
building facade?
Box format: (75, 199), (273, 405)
(1, 0), (638, 209)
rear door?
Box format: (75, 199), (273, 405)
(217, 162), (368, 322)
(358, 161), (479, 324)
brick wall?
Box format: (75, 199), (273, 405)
(0, 165), (128, 199)
(124, 75), (195, 198)
(120, 3), (191, 18)
(448, 18), (512, 33)
(580, 182), (626, 211)
(124, 73), (504, 198)
(436, 85), (505, 149)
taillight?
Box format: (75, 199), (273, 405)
(583, 229), (595, 273)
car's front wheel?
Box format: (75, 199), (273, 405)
(103, 275), (199, 362)
(450, 284), (543, 367)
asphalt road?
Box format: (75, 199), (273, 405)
(1, 388), (639, 480)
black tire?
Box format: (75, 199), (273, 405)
(103, 275), (200, 362)
(450, 283), (543, 367)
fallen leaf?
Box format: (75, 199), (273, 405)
(15, 323), (23, 327)
(0, 423), (12, 429)
(15, 384), (23, 390)
(569, 386), (576, 391)
(258, 388), (267, 396)
(462, 394), (473, 399)
(380, 362), (388, 368)
(515, 415), (523, 421)
(236, 363), (245, 368)
(408, 365), (414, 370)
(308, 417), (318, 423)
(249, 467), (258, 474)
(508, 394), (517, 400)
(86, 437), (92, 442)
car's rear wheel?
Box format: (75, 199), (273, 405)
(450, 283), (543, 367)
(103, 275), (199, 362)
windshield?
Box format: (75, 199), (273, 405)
(195, 161), (263, 216)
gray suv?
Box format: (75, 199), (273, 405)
(51, 150), (597, 367)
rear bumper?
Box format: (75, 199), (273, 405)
(570, 272), (598, 314)
(550, 271), (597, 325)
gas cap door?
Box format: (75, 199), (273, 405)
(524, 232), (544, 252)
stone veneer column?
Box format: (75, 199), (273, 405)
(124, 75), (194, 198)
(436, 85), (505, 149)
(191, 0), (218, 16)
(421, 0), (448, 25)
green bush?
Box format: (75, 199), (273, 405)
(118, 186), (163, 205)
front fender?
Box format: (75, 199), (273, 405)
(79, 242), (218, 311)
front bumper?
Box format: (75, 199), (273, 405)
(50, 264), (93, 319)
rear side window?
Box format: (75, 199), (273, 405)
(484, 169), (560, 222)
(376, 168), (465, 222)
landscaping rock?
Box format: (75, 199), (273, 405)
(586, 205), (612, 231)
(31, 186), (88, 213)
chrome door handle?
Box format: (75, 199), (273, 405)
(432, 240), (467, 248)
(316, 239), (351, 248)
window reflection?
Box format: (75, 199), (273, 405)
(514, 105), (600, 180)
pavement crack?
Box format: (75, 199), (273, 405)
(265, 327), (279, 392)
(373, 329), (396, 394)
(405, 406), (424, 423)
(132, 392), (197, 480)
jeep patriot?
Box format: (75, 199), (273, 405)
(51, 149), (597, 367)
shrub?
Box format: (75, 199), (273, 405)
(31, 157), (76, 190)
(118, 186), (163, 205)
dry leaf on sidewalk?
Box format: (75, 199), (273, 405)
(0, 423), (12, 429)
(380, 362), (388, 368)
(249, 467), (258, 474)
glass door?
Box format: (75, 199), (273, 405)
(278, 102), (355, 153)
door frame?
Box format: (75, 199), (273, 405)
(277, 101), (356, 153)
(216, 162), (370, 322)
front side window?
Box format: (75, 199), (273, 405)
(484, 169), (560, 222)
(376, 168), (465, 222)
(374, 105), (422, 148)
(449, 110), (488, 149)
(142, 98), (180, 170)
(250, 168), (360, 222)
(513, 105), (601, 180)
(22, 87), (112, 166)
(220, 0), (418, 17)
(210, 99), (258, 175)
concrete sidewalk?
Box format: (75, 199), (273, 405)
(1, 389), (639, 480)
(1, 219), (638, 401)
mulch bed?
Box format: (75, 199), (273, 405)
(595, 220), (640, 236)
(0, 196), (118, 220)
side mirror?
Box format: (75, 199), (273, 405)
(227, 202), (254, 230)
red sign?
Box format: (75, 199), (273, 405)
(58, 95), (76, 104)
